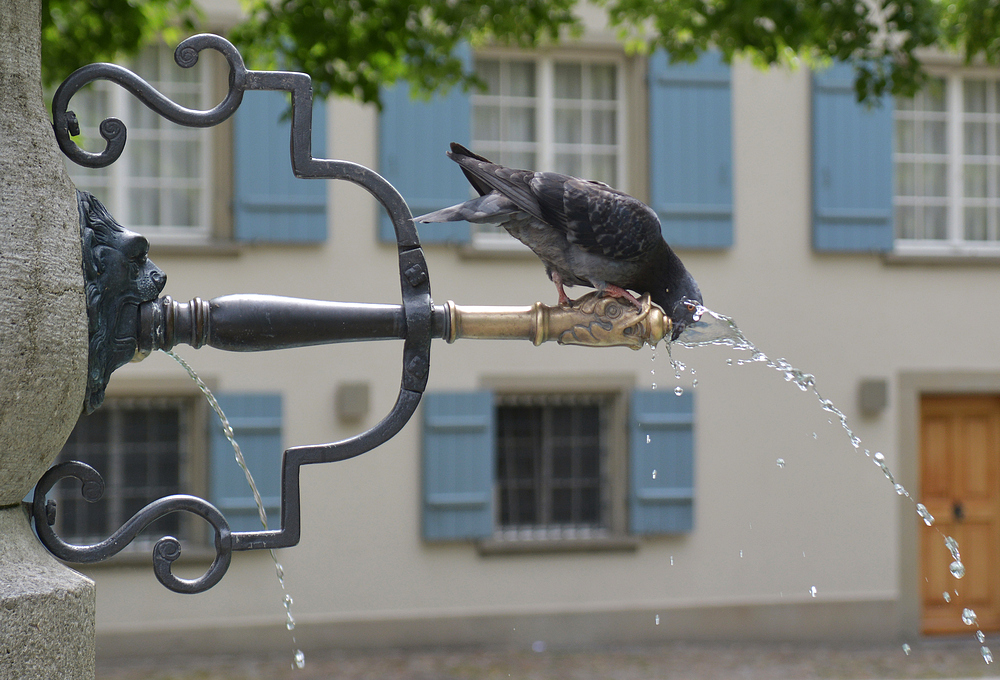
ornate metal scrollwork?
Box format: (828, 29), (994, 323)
(39, 34), (432, 593)
(33, 462), (233, 594)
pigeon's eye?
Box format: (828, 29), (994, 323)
(685, 303), (696, 312)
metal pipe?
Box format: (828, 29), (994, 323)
(136, 291), (670, 357)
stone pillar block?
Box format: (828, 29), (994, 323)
(0, 505), (95, 680)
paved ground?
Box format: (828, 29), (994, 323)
(98, 638), (1000, 680)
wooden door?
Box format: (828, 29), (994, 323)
(921, 395), (1000, 634)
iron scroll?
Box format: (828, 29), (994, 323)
(36, 34), (432, 593)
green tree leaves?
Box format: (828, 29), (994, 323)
(229, 0), (580, 107)
(41, 0), (198, 86)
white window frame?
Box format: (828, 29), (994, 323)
(469, 51), (628, 252)
(65, 45), (215, 245)
(894, 67), (1000, 258)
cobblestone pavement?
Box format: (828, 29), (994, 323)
(99, 638), (1000, 680)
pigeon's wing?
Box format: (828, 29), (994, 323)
(531, 174), (663, 262)
(447, 145), (548, 223)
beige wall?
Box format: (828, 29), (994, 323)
(76, 37), (1000, 657)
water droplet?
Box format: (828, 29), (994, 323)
(776, 458), (785, 468)
(294, 649), (305, 669)
(655, 615), (660, 625)
(284, 594), (294, 607)
(979, 630), (986, 643)
(651, 469), (657, 479)
(726, 358), (733, 366)
(874, 451), (885, 463)
(811, 432), (818, 439)
(691, 379), (698, 388)
(652, 382), (657, 390)
(286, 616), (296, 631)
(983, 646), (993, 665)
(670, 555), (674, 566)
(963, 608), (978, 626)
(894, 483), (907, 496)
(739, 550), (743, 558)
(674, 386), (684, 396)
(809, 586), (817, 598)
(951, 561), (966, 579)
(945, 536), (961, 561)
(902, 643), (911, 655)
(916, 503), (935, 526)
(646, 434), (651, 444)
(943, 592), (951, 603)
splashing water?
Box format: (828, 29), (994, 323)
(673, 306), (975, 637)
(165, 350), (305, 670)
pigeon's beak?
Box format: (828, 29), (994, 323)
(670, 321), (686, 343)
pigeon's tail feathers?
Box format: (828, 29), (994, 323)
(447, 143), (497, 197)
(413, 194), (519, 224)
(446, 150), (546, 224)
(449, 142), (493, 164)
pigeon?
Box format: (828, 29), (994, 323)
(414, 143), (703, 341)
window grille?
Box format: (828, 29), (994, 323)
(495, 393), (612, 540)
(53, 397), (189, 547)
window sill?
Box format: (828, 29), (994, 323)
(476, 536), (640, 555)
(886, 241), (1000, 265)
(148, 239), (242, 257)
(460, 232), (537, 259)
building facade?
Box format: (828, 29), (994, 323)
(53, 1), (1000, 658)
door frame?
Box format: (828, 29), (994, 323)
(898, 371), (1000, 638)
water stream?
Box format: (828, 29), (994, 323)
(164, 350), (306, 670)
(667, 306), (990, 664)
(157, 305), (987, 666)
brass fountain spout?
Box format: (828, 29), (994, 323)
(441, 293), (670, 349)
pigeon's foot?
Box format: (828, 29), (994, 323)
(600, 284), (643, 310)
(552, 274), (575, 306)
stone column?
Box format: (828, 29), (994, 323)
(0, 0), (96, 677)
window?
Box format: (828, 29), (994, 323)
(469, 55), (626, 248)
(473, 57), (624, 184)
(895, 73), (1000, 253)
(52, 397), (194, 548)
(495, 394), (611, 540)
(66, 46), (215, 242)
(421, 389), (693, 543)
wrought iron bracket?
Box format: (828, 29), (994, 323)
(37, 34), (671, 593)
(38, 34), (431, 593)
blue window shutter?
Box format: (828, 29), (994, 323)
(812, 64), (894, 251)
(629, 389), (694, 534)
(209, 393), (282, 533)
(648, 51), (733, 249)
(422, 391), (494, 540)
(379, 46), (472, 244)
(233, 91), (327, 243)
